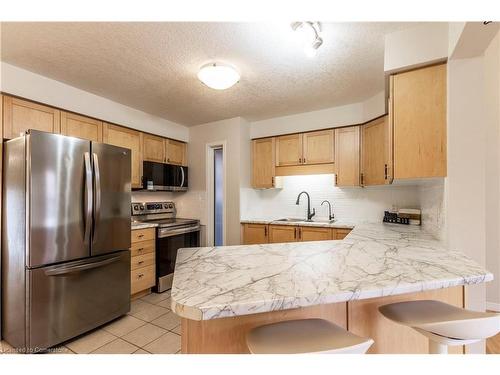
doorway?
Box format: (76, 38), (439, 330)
(206, 141), (226, 246)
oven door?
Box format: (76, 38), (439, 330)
(155, 226), (200, 292)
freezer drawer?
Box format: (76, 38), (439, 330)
(28, 251), (130, 351)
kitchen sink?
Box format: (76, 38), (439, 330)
(275, 218), (336, 224)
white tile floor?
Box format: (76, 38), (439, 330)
(0, 290), (181, 354)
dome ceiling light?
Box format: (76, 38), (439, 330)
(291, 21), (323, 58)
(197, 62), (240, 90)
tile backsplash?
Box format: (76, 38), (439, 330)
(240, 174), (421, 223)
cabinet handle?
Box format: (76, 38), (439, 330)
(360, 173), (364, 186)
(138, 261), (144, 265)
(384, 164), (388, 180)
(303, 157), (306, 164)
(294, 227), (297, 239)
(264, 226), (268, 237)
(138, 273), (144, 278)
(298, 228), (302, 239)
(167, 158), (170, 162)
(137, 234), (144, 238)
(272, 176), (274, 186)
(137, 248), (144, 252)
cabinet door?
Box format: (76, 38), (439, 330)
(299, 227), (332, 242)
(60, 111), (103, 142)
(142, 133), (165, 163)
(303, 130), (334, 165)
(268, 225), (297, 243)
(392, 63), (447, 179)
(334, 228), (352, 240)
(276, 134), (303, 166)
(242, 224), (269, 245)
(335, 126), (360, 186)
(103, 123), (142, 189)
(252, 138), (276, 188)
(3, 96), (60, 139)
(361, 116), (389, 186)
(166, 139), (187, 166)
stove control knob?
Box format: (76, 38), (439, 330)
(169, 203), (174, 209)
(156, 204), (161, 209)
(133, 204), (139, 211)
(139, 205), (144, 211)
(163, 203), (169, 209)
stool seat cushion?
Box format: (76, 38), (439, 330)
(246, 318), (373, 354)
(379, 300), (500, 340)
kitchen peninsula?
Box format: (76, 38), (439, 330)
(171, 223), (493, 354)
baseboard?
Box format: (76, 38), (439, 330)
(486, 301), (500, 312)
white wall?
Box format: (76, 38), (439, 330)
(0, 62), (189, 141)
(173, 117), (250, 246)
(484, 31), (500, 312)
(447, 57), (488, 353)
(250, 91), (385, 139)
(384, 23), (448, 74)
(241, 174), (419, 223)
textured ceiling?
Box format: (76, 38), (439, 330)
(1, 22), (422, 126)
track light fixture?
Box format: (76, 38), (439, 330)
(291, 21), (323, 57)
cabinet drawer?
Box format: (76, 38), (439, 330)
(130, 240), (155, 257)
(131, 228), (155, 243)
(131, 252), (155, 271)
(131, 265), (155, 295)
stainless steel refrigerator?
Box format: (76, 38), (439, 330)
(1, 130), (131, 352)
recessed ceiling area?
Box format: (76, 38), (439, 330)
(1, 22), (425, 126)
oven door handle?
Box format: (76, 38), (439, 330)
(158, 225), (200, 238)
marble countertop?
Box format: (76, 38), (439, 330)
(131, 222), (158, 230)
(240, 218), (355, 229)
(171, 223), (493, 321)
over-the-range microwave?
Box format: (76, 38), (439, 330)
(141, 161), (188, 191)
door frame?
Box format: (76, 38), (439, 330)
(205, 141), (227, 247)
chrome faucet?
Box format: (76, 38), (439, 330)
(296, 191), (315, 221)
(321, 200), (335, 221)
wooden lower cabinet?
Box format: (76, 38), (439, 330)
(181, 287), (465, 354)
(348, 286), (464, 354)
(268, 225), (297, 243)
(299, 227), (332, 241)
(181, 302), (347, 354)
(242, 223), (352, 244)
(333, 228), (352, 240)
(241, 223), (269, 244)
(130, 228), (156, 296)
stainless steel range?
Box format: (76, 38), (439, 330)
(132, 201), (200, 292)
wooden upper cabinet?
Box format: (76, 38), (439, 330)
(242, 223), (269, 245)
(276, 134), (303, 166)
(142, 133), (165, 163)
(252, 137), (276, 188)
(60, 111), (103, 142)
(335, 126), (360, 186)
(103, 123), (142, 189)
(361, 116), (390, 186)
(166, 138), (187, 166)
(268, 225), (297, 243)
(391, 63), (447, 179)
(303, 129), (334, 165)
(2, 96), (60, 139)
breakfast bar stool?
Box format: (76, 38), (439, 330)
(379, 300), (500, 354)
(246, 318), (374, 354)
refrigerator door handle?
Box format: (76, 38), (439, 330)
(44, 254), (123, 276)
(83, 152), (93, 246)
(92, 152), (102, 240)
